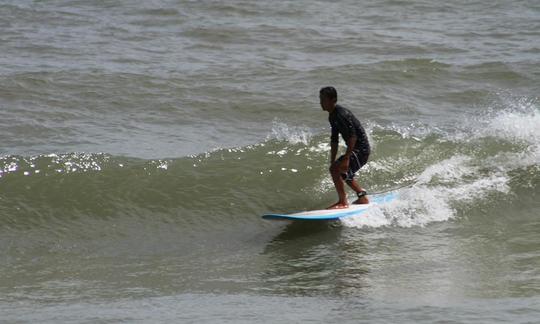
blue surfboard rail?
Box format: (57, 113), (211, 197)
(262, 208), (369, 221)
(262, 192), (398, 221)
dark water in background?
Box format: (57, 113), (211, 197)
(1, 0), (539, 322)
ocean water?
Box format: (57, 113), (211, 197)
(1, 0), (539, 322)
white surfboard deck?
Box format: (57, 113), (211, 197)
(262, 192), (397, 221)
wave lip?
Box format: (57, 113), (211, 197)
(267, 119), (314, 145)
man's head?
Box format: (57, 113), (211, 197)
(319, 86), (337, 112)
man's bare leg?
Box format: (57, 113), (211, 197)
(327, 166), (349, 209)
(346, 179), (369, 204)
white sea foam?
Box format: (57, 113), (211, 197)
(476, 99), (539, 144)
(341, 154), (511, 229)
(415, 155), (473, 185)
(471, 96), (540, 164)
(268, 120), (313, 145)
(384, 122), (438, 141)
(476, 98), (540, 171)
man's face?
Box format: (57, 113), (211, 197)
(320, 95), (335, 111)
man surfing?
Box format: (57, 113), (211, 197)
(319, 86), (371, 209)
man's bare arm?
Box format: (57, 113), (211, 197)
(330, 141), (338, 164)
(344, 136), (357, 158)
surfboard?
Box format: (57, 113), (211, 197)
(262, 192), (397, 221)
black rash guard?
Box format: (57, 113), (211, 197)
(329, 104), (370, 155)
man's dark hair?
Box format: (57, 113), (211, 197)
(320, 86), (337, 101)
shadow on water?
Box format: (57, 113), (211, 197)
(258, 220), (370, 297)
(265, 220), (340, 245)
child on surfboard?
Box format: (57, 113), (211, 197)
(319, 86), (371, 209)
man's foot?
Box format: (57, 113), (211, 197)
(353, 196), (369, 204)
(327, 201), (349, 209)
